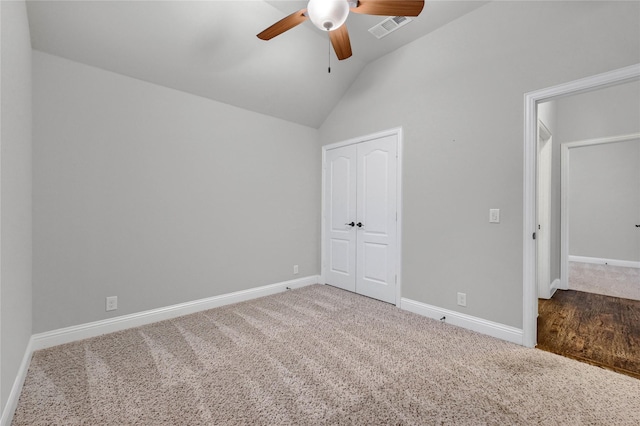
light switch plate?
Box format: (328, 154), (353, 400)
(489, 209), (500, 223)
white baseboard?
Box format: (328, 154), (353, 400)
(32, 275), (319, 351)
(0, 338), (35, 426)
(550, 278), (562, 296)
(569, 255), (640, 269)
(1, 276), (319, 426)
(539, 278), (562, 300)
(400, 298), (524, 346)
(555, 278), (569, 291)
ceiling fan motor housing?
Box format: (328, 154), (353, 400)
(308, 0), (350, 31)
(257, 0), (425, 61)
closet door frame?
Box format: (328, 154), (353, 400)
(320, 127), (403, 307)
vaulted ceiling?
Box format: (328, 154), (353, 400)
(26, 0), (488, 128)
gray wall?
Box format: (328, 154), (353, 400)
(0, 0), (33, 412)
(318, 1), (640, 328)
(568, 139), (640, 261)
(32, 52), (320, 333)
(555, 81), (640, 143)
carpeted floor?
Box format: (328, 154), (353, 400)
(569, 261), (640, 301)
(13, 284), (640, 425)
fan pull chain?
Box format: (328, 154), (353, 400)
(328, 33), (331, 73)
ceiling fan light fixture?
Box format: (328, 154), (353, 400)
(307, 0), (350, 31)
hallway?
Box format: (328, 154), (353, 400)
(537, 290), (640, 379)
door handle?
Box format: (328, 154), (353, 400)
(636, 224), (640, 228)
(356, 222), (364, 228)
(345, 222), (355, 227)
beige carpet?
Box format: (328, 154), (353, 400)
(13, 285), (640, 425)
(569, 261), (640, 301)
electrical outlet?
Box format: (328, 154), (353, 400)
(293, 265), (299, 275)
(457, 292), (467, 307)
(106, 296), (118, 311)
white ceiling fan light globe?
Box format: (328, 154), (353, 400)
(307, 0), (350, 31)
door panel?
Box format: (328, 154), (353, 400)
(362, 242), (387, 283)
(361, 149), (389, 234)
(324, 145), (357, 292)
(329, 240), (350, 274)
(356, 136), (397, 304)
(537, 121), (552, 298)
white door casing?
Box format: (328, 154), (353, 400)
(322, 128), (402, 305)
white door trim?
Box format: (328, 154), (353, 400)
(561, 133), (640, 290)
(522, 63), (640, 348)
(321, 127), (404, 307)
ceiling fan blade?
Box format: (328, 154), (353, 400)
(330, 24), (352, 60)
(257, 9), (308, 40)
(351, 0), (424, 17)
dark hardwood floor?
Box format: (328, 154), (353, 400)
(537, 289), (640, 379)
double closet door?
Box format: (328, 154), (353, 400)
(323, 134), (398, 304)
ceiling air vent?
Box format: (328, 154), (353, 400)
(368, 16), (412, 39)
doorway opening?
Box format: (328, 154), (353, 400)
(522, 63), (640, 348)
(526, 67), (640, 376)
(560, 134), (640, 300)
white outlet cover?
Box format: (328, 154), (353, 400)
(457, 292), (467, 307)
(106, 296), (118, 311)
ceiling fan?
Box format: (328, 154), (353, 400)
(257, 0), (425, 61)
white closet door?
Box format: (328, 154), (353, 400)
(324, 144), (357, 292)
(355, 136), (397, 304)
(323, 134), (398, 304)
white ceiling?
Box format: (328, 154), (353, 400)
(26, 0), (488, 128)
